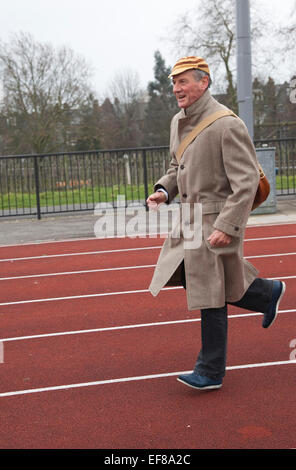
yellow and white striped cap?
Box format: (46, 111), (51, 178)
(168, 56), (210, 78)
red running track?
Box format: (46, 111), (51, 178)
(0, 223), (296, 449)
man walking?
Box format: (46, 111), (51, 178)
(147, 56), (286, 390)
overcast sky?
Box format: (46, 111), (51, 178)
(0, 0), (294, 98)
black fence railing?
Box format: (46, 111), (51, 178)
(0, 147), (170, 219)
(0, 138), (295, 219)
(254, 138), (296, 196)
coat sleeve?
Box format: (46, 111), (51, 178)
(213, 119), (260, 237)
(154, 158), (179, 203)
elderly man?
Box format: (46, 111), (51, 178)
(147, 56), (286, 391)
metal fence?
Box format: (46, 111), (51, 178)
(0, 147), (170, 218)
(0, 138), (295, 219)
(254, 138), (296, 196)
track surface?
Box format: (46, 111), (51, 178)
(0, 223), (296, 449)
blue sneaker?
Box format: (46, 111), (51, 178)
(177, 373), (222, 390)
(262, 280), (286, 329)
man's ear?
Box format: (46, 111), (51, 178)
(201, 76), (209, 90)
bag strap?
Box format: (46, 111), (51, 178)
(258, 162), (266, 178)
(175, 109), (237, 163)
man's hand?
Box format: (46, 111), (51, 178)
(207, 229), (232, 248)
(146, 191), (166, 210)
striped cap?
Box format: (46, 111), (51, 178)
(168, 56), (210, 78)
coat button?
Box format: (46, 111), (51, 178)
(182, 193), (187, 198)
(180, 164), (185, 169)
(234, 226), (239, 232)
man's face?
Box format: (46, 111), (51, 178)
(172, 70), (209, 109)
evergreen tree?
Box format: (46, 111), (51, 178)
(100, 98), (121, 149)
(143, 51), (178, 146)
(74, 94), (102, 151)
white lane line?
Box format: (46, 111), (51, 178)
(0, 245), (161, 263)
(1, 359), (295, 398)
(0, 275), (295, 307)
(1, 252), (296, 281)
(246, 252), (296, 259)
(1, 309), (295, 343)
(0, 287), (182, 306)
(0, 233), (296, 262)
(0, 265), (156, 281)
(245, 235), (296, 241)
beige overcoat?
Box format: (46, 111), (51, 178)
(149, 89), (260, 310)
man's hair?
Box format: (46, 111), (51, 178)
(193, 69), (212, 88)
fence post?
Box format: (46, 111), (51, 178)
(142, 149), (149, 211)
(33, 156), (41, 220)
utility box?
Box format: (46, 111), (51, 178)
(252, 147), (277, 214)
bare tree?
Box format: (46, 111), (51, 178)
(0, 32), (93, 154)
(109, 69), (142, 107)
(275, 0), (296, 79)
(170, 0), (236, 108)
(106, 69), (145, 147)
(169, 0), (267, 111)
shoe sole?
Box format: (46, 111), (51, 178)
(177, 377), (222, 390)
(265, 281), (286, 328)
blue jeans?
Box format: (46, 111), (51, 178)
(181, 263), (273, 380)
